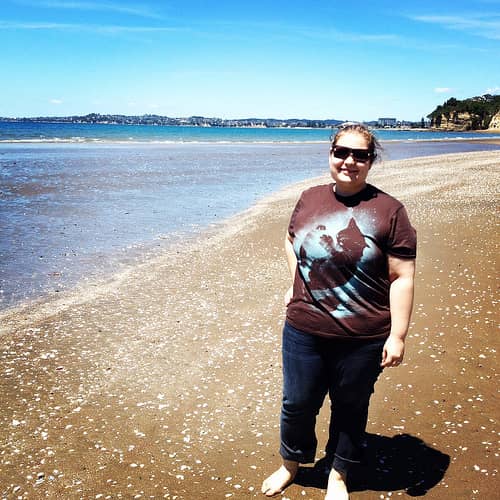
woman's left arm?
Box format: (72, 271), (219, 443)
(381, 256), (416, 368)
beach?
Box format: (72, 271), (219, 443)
(0, 150), (498, 498)
(2, 137), (500, 311)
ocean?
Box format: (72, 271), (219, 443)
(1, 121), (500, 310)
(2, 121), (500, 144)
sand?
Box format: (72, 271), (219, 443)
(0, 151), (498, 499)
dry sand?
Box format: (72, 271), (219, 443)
(0, 151), (498, 499)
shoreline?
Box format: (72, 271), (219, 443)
(3, 140), (500, 314)
(0, 150), (499, 498)
(1, 135), (500, 145)
(1, 148), (498, 327)
(1, 148), (500, 324)
(0, 170), (318, 333)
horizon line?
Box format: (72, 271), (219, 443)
(0, 112), (426, 123)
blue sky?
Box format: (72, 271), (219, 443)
(1, 0), (499, 121)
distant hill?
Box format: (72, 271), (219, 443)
(0, 113), (344, 129)
(428, 94), (500, 131)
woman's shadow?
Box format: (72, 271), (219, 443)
(295, 433), (450, 496)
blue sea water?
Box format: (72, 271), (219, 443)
(1, 120), (500, 143)
(1, 121), (499, 310)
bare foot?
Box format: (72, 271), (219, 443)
(325, 467), (349, 500)
(261, 460), (298, 497)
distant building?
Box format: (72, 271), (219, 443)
(378, 117), (397, 127)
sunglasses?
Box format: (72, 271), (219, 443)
(331, 146), (372, 162)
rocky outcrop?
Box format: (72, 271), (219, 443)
(488, 110), (500, 129)
(434, 111), (475, 131)
(432, 111), (500, 132)
(432, 110), (500, 131)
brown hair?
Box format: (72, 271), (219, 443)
(330, 122), (381, 162)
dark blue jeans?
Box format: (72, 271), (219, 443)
(280, 321), (385, 474)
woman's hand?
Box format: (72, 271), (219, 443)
(383, 256), (415, 368)
(381, 336), (405, 368)
(284, 286), (293, 306)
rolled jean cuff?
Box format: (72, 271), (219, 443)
(332, 454), (360, 475)
(279, 443), (316, 464)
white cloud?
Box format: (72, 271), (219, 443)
(49, 98), (63, 104)
(409, 14), (500, 40)
(294, 26), (399, 43)
(485, 86), (500, 94)
(14, 0), (164, 19)
(0, 20), (184, 34)
(434, 87), (453, 93)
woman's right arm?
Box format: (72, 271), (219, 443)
(284, 232), (297, 305)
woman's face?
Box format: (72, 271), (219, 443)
(329, 131), (373, 196)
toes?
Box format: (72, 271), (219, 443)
(261, 480), (281, 497)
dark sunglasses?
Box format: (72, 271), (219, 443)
(331, 145), (372, 162)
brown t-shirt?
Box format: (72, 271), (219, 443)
(286, 183), (416, 340)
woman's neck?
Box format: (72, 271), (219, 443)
(333, 182), (367, 197)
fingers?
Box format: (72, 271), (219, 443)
(381, 357), (403, 368)
(381, 338), (405, 368)
(381, 350), (403, 368)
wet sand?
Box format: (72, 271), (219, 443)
(0, 151), (498, 499)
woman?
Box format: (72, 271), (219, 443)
(261, 123), (416, 499)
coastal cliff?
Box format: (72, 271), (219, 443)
(427, 94), (500, 131)
(433, 111), (477, 132)
(432, 109), (500, 131)
(488, 110), (500, 129)
(428, 94), (500, 131)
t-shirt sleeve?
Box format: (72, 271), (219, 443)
(288, 192), (304, 238)
(387, 205), (417, 258)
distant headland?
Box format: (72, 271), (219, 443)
(0, 114), (427, 129)
(0, 114), (345, 129)
(1, 94), (499, 131)
(428, 94), (500, 131)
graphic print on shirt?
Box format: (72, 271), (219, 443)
(294, 210), (379, 319)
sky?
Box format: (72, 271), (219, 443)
(1, 0), (499, 121)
